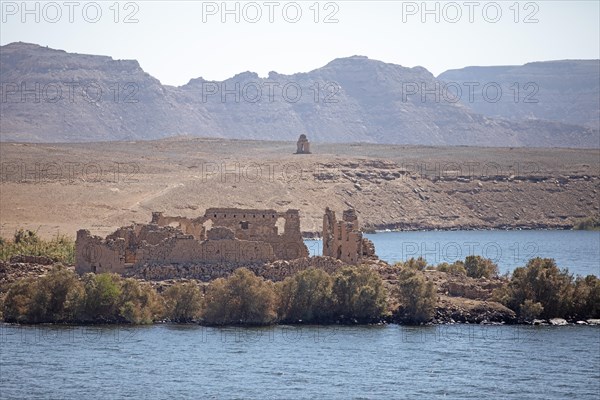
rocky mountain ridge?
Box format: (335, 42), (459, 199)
(1, 42), (598, 147)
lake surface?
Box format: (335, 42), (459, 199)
(1, 230), (599, 398)
(305, 230), (600, 276)
(1, 324), (598, 399)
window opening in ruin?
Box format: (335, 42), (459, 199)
(275, 217), (286, 235)
(240, 221), (249, 230)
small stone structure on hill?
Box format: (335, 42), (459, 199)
(295, 134), (311, 154)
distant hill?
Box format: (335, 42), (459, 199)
(438, 60), (600, 130)
(0, 42), (218, 142)
(1, 42), (598, 147)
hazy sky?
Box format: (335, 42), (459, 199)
(1, 1), (599, 86)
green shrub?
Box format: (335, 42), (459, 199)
(495, 258), (575, 319)
(436, 261), (467, 275)
(203, 268), (277, 326)
(3, 265), (84, 323)
(464, 255), (499, 279)
(396, 268), (437, 324)
(39, 265), (84, 322)
(331, 265), (387, 321)
(519, 299), (544, 321)
(162, 282), (204, 322)
(397, 257), (429, 271)
(3, 268), (165, 324)
(277, 268), (334, 323)
(572, 275), (600, 319)
(3, 278), (38, 323)
(0, 229), (75, 264)
(119, 278), (164, 324)
(80, 273), (123, 322)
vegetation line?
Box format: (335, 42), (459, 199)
(1, 230), (598, 326)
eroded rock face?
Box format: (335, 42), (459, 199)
(434, 297), (517, 324)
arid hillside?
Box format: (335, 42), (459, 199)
(1, 137), (598, 239)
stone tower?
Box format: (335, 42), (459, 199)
(295, 134), (311, 154)
(322, 207), (376, 264)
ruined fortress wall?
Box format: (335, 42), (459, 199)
(76, 229), (278, 275)
(75, 207), (309, 275)
(75, 230), (126, 275)
(136, 236), (276, 265)
(76, 208), (369, 276)
(151, 212), (204, 239)
(166, 208), (309, 260)
(200, 208), (280, 240)
(322, 208), (365, 264)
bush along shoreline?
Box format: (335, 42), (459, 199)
(1, 255), (599, 327)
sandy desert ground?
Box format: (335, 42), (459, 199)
(1, 137), (598, 239)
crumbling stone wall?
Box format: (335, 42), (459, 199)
(136, 235), (275, 265)
(151, 212), (205, 239)
(76, 229), (127, 274)
(152, 208), (308, 260)
(76, 208), (309, 275)
(322, 208), (375, 264)
(76, 207), (378, 276)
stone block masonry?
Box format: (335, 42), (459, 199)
(322, 208), (376, 264)
(76, 206), (376, 276)
(76, 208), (309, 274)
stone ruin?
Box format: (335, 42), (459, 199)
(75, 207), (376, 278)
(322, 208), (376, 264)
(76, 208), (308, 275)
(295, 134), (311, 154)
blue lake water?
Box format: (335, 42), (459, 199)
(0, 324), (598, 399)
(1, 230), (599, 399)
(305, 230), (600, 276)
